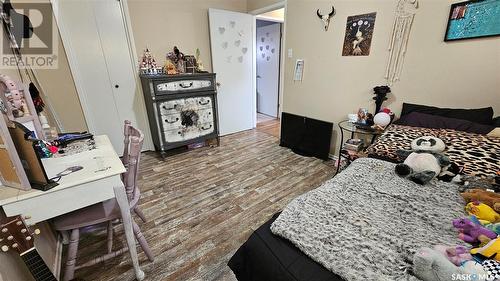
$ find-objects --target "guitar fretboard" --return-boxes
[20,248,57,281]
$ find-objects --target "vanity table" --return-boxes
[0,135,145,280]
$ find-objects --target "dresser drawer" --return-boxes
[163,122,215,143]
[159,97,214,116]
[160,108,214,132]
[154,78,215,95]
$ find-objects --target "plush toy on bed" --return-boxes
[465,202,500,224]
[413,247,486,281]
[395,136,451,185]
[452,217,497,245]
[462,189,500,213]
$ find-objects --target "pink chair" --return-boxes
[52,121,154,281]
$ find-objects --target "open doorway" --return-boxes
[255,8,284,137]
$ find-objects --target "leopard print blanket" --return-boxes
[366,124,500,180]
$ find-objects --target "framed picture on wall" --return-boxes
[444,0,500,41]
[342,12,377,56]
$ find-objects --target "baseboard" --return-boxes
[328,153,338,161]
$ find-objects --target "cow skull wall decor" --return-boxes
[317,6,336,31]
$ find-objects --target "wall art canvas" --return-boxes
[444,0,500,41]
[342,12,377,56]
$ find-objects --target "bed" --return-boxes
[229,104,499,281]
[366,123,500,180]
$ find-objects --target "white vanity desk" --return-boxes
[0,135,144,280]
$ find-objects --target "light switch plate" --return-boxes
[287,48,293,58]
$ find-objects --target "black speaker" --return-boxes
[280,112,333,160]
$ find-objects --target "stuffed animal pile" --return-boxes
[414,189,500,281]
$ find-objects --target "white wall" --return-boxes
[282,0,500,154]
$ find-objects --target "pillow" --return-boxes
[493,116,500,127]
[401,103,494,125]
[394,112,495,135]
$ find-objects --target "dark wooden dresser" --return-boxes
[139,73,219,153]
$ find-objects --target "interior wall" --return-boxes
[0,0,87,132]
[248,0,282,12]
[127,0,248,73]
[282,0,500,155]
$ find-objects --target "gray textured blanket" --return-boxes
[271,158,465,281]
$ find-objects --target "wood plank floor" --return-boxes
[73,127,335,281]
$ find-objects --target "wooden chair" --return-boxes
[52,121,154,281]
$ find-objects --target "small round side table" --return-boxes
[336,120,384,174]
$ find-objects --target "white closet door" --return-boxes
[53,0,151,153]
[256,23,280,118]
[209,9,255,136]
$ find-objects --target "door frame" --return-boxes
[50,0,153,151]
[249,1,286,123]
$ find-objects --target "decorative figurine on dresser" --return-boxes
[140,72,219,155]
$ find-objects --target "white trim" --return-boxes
[278,1,288,121]
[256,15,284,23]
[119,0,154,151]
[51,0,96,134]
[252,16,257,128]
[250,1,287,127]
[248,1,286,15]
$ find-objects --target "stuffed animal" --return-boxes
[469,215,500,236]
[465,202,500,224]
[462,189,500,213]
[413,247,486,281]
[438,162,463,183]
[471,237,500,261]
[395,136,451,185]
[452,217,497,244]
[434,245,473,266]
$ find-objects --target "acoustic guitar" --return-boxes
[0,215,57,281]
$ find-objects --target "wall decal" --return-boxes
[219,27,226,34]
[242,47,248,54]
[221,42,228,49]
[261,37,265,43]
[238,30,244,37]
[238,56,243,63]
[444,0,500,41]
[266,56,270,61]
[342,12,377,56]
[234,40,241,47]
[229,21,236,28]
[262,53,265,59]
[266,45,270,50]
[271,48,275,53]
[260,46,263,51]
[385,0,419,85]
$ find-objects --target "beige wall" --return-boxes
[247,0,282,12]
[282,0,500,154]
[1,0,87,132]
[127,0,248,73]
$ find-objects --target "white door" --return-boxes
[52,0,152,153]
[209,9,255,136]
[257,23,280,118]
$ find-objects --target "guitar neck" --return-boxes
[20,248,57,281]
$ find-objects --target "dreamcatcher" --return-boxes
[385,0,419,86]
